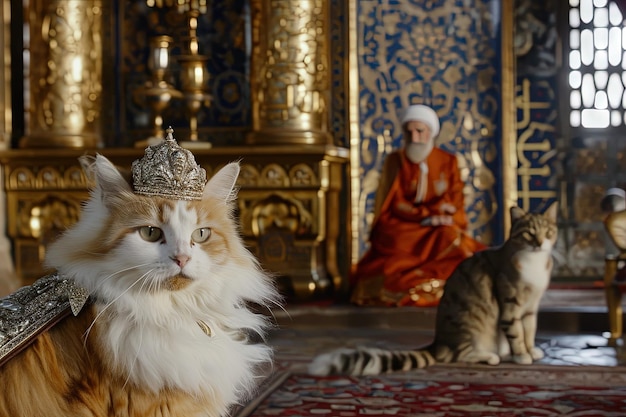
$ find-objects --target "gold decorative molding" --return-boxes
[0,0,9,148]
[21,0,104,148]
[8,165,89,191]
[347,0,360,265]
[514,77,558,212]
[18,196,82,240]
[0,146,349,299]
[249,194,313,237]
[238,162,320,187]
[247,0,332,145]
[501,0,518,237]
[0,0,17,296]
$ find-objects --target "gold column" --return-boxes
[0,0,18,296]
[501,1,518,236]
[20,0,103,148]
[247,0,332,145]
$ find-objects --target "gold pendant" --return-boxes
[196,320,212,337]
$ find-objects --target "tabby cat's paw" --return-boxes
[485,354,500,365]
[512,353,533,365]
[530,347,544,360]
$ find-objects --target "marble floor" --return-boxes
[266,287,626,372]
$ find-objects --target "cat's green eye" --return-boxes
[192,227,211,243]
[138,226,163,242]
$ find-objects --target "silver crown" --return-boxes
[132,127,207,200]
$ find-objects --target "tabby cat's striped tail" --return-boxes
[308,347,436,376]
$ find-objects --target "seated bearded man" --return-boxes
[350,104,487,307]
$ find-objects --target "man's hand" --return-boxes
[431,215,454,226]
[421,215,454,226]
[397,201,413,213]
[439,202,457,214]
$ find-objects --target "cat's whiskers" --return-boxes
[136,272,154,296]
[217,263,285,319]
[91,262,155,295]
[262,297,286,321]
[149,276,162,293]
[77,250,112,257]
[83,269,155,344]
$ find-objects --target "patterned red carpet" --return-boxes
[234,301,626,416]
[236,364,626,416]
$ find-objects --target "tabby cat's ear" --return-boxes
[510,206,526,222]
[544,201,558,222]
[203,162,240,202]
[82,154,133,197]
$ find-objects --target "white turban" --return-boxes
[399,104,440,140]
[606,188,626,199]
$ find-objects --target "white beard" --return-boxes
[405,141,434,164]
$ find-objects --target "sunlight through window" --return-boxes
[569,0,626,127]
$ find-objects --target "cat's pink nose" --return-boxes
[172,255,190,268]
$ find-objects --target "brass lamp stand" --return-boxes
[177,2,212,148]
[139,0,212,148]
[133,35,183,146]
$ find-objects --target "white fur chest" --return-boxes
[97,296,271,409]
[513,248,553,290]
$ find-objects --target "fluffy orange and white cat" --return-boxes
[0,154,279,417]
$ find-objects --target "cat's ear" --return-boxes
[203,162,240,202]
[510,206,526,222]
[544,201,559,222]
[81,154,133,197]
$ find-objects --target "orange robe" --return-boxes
[350,148,486,307]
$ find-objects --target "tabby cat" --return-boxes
[0,153,279,416]
[310,202,558,376]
